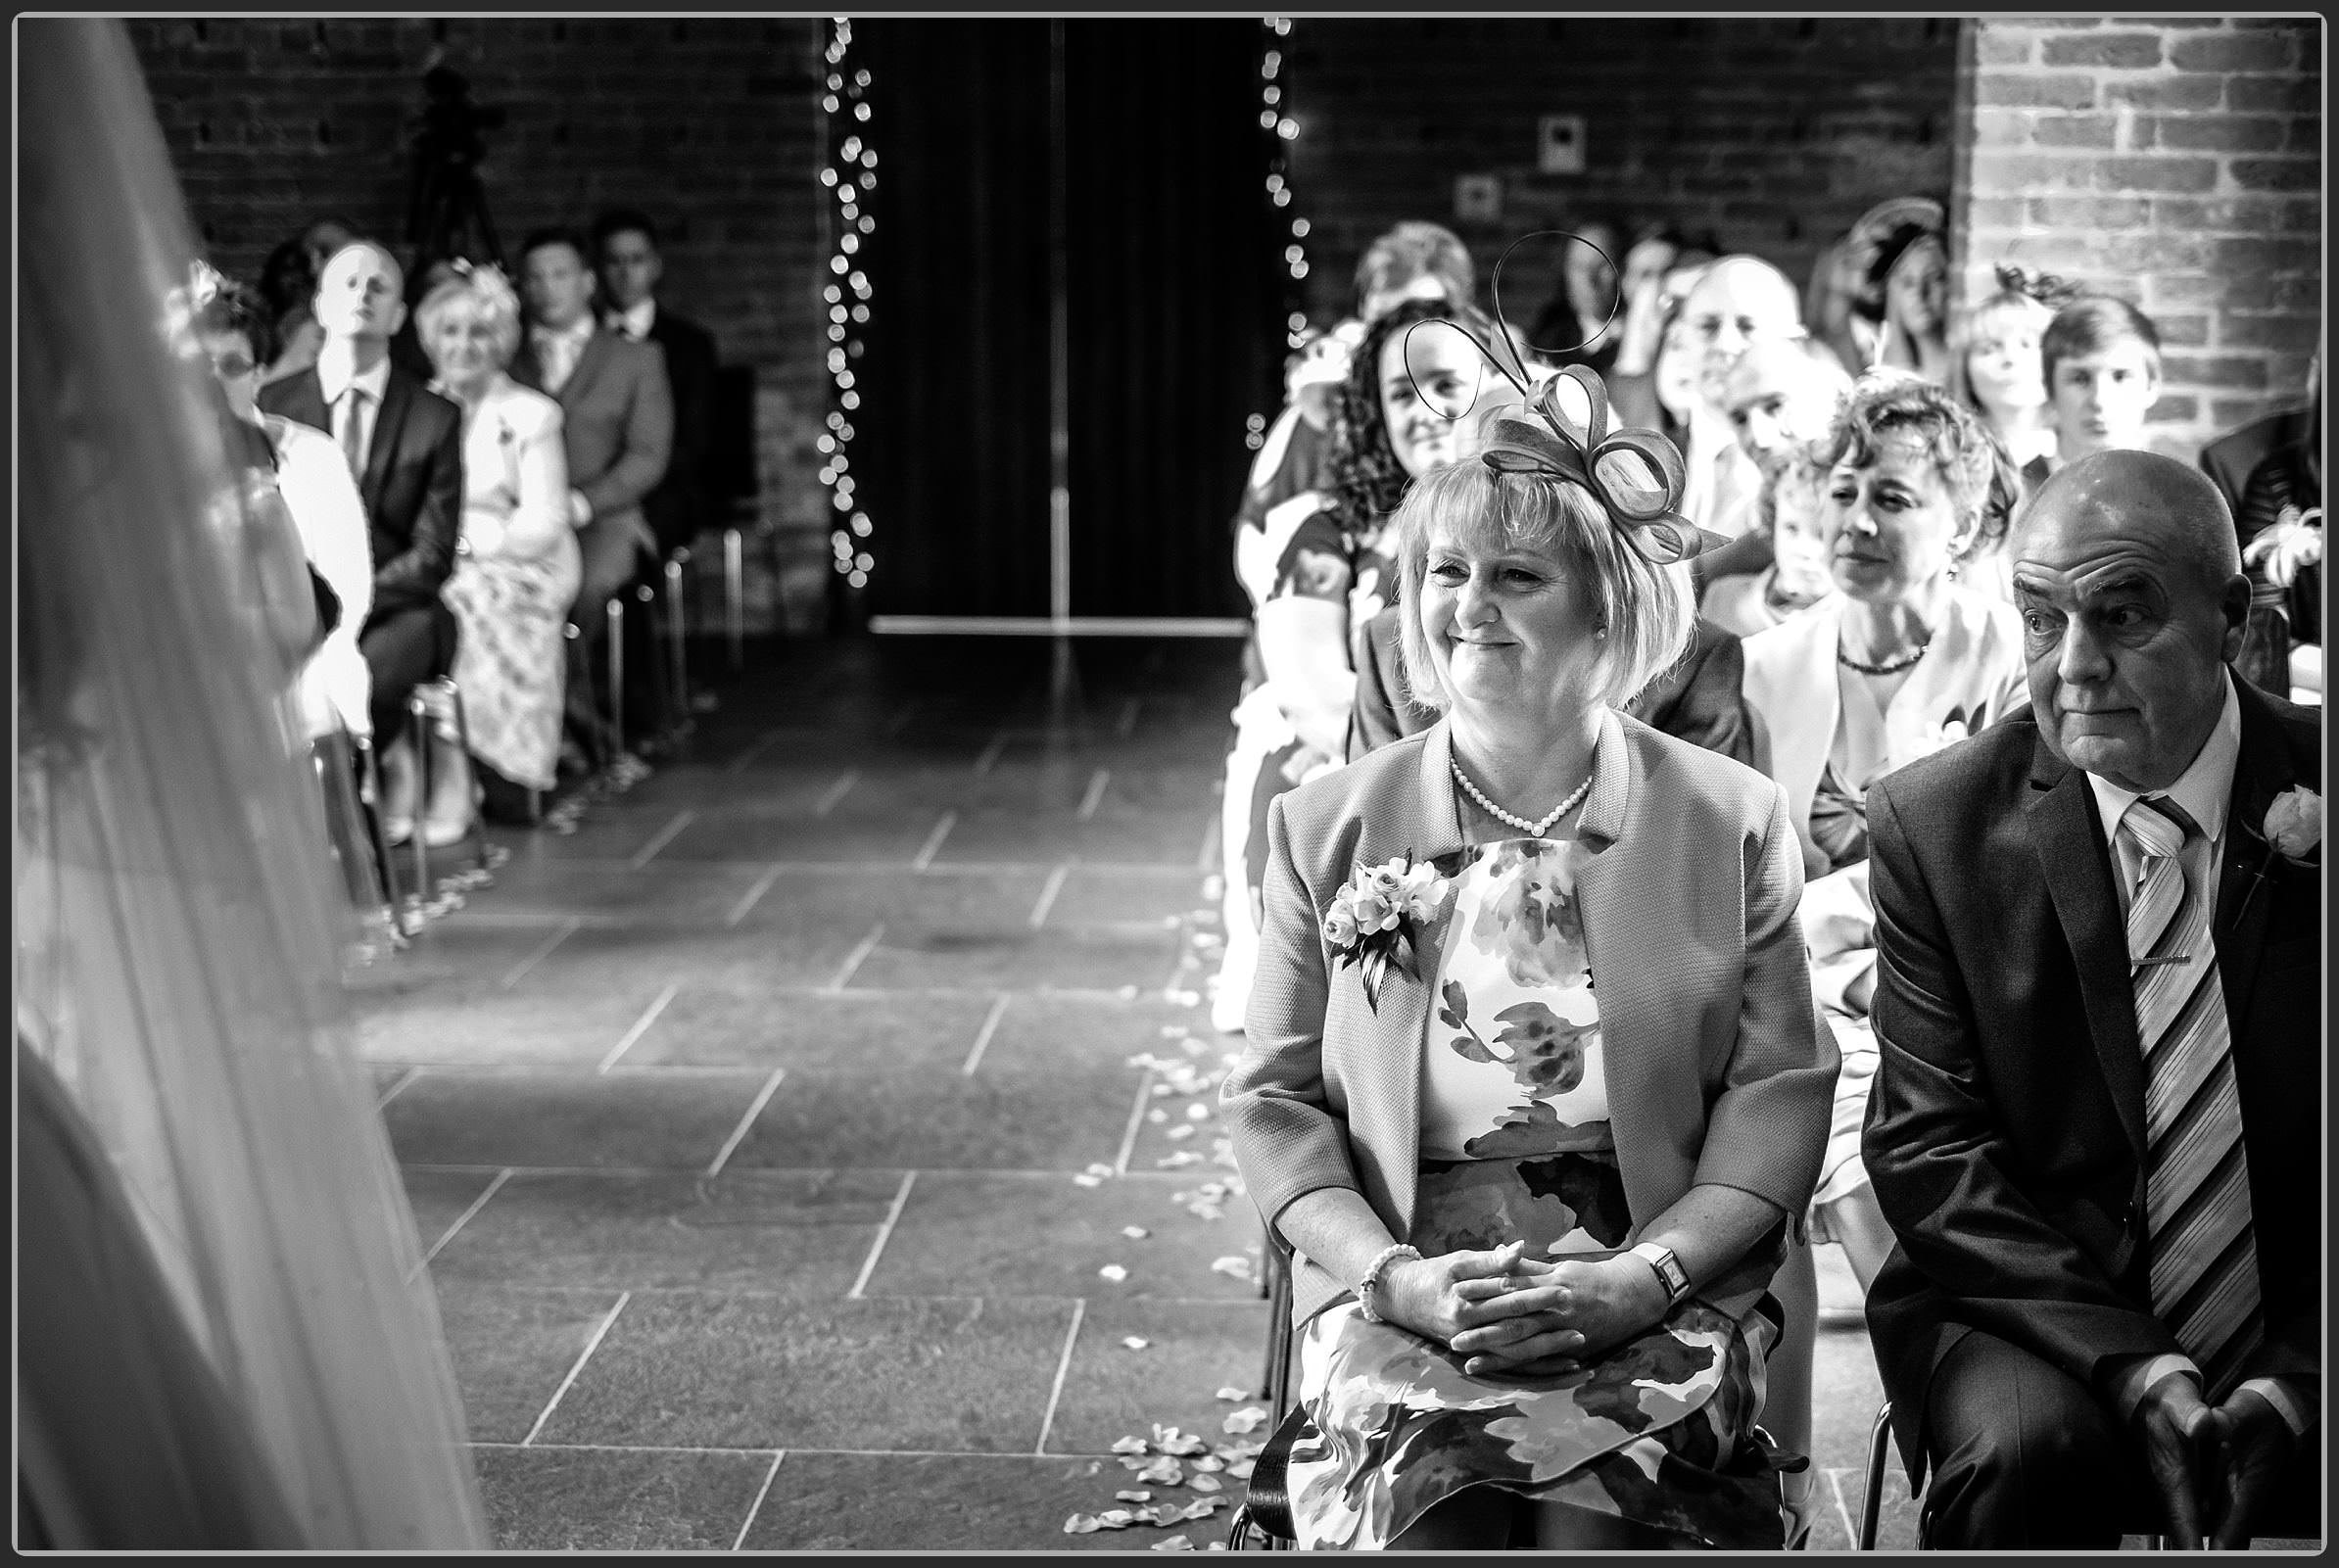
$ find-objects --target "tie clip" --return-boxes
[2131,953,2192,969]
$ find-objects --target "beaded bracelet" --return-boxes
[1357,1243,1421,1324]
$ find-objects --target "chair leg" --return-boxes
[437,678,492,874]
[1264,1250,1295,1429]
[406,690,434,908]
[665,549,690,725]
[352,736,409,937]
[605,595,626,761]
[724,524,744,670]
[1858,1400,1893,1550]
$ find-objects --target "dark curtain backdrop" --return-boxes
[857,21,1276,621]
[1065,21,1279,620]
[858,21,1053,620]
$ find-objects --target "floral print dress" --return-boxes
[1283,837,1789,1549]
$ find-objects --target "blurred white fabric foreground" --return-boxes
[15,17,487,1550]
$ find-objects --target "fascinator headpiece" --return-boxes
[1993,261,2081,311]
[1403,229,1708,565]
[451,257,519,317]
[161,258,230,346]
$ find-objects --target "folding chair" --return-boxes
[312,728,406,946]
[404,677,492,906]
[1858,1400,1892,1550]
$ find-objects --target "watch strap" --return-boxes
[1630,1241,1691,1305]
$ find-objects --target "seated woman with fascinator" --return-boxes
[1224,328,1838,1548]
[412,261,579,834]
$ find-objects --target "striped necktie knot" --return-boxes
[2124,794,2196,860]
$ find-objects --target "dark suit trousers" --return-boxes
[362,598,456,746]
[1920,1326,2319,1548]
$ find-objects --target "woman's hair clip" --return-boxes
[1401,228,1706,566]
[1993,261,2079,310]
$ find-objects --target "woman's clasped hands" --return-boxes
[1380,1240,1672,1379]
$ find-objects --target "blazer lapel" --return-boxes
[2212,676,2300,1037]
[1346,724,1469,1235]
[561,333,612,410]
[2026,737,2148,1162]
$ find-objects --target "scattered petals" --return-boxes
[1122,1336,1151,1350]
[1226,1457,1256,1480]
[1165,1123,1196,1142]
[1112,1436,1150,1454]
[1153,1535,1194,1551]
[1137,1457,1185,1486]
[1188,1473,1223,1494]
[1147,1108,1170,1123]
[1215,1386,1248,1402]
[1073,1173,1104,1187]
[1211,1256,1256,1280]
[1065,1514,1103,1535]
[1191,1454,1225,1472]
[1099,1508,1135,1528]
[1157,1151,1204,1168]
[1098,1264,1129,1282]
[1181,1497,1226,1520]
[1185,1102,1212,1120]
[1222,1406,1267,1434]
[1085,1162,1116,1176]
[1122,1225,1150,1239]
[1116,1490,1152,1503]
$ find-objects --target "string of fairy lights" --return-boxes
[1249,16,1310,452]
[821,17,874,591]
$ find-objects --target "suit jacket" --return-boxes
[1742,587,2029,879]
[1861,677,2321,1484]
[611,306,718,557]
[1224,709,1839,1331]
[510,327,674,549]
[1346,604,1755,768]
[2201,406,2315,520]
[257,363,463,622]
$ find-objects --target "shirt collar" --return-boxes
[614,298,656,340]
[532,314,596,347]
[2084,676,2242,846]
[316,348,391,405]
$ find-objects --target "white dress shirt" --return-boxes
[530,315,596,396]
[610,298,657,343]
[2085,679,2311,1437]
[263,415,374,740]
[315,352,391,481]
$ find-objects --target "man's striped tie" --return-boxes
[2122,794,2262,1400]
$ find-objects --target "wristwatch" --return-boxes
[1630,1242,1692,1307]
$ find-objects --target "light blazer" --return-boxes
[510,328,673,545]
[1861,676,2321,1486]
[1223,708,1840,1330]
[1742,585,2028,878]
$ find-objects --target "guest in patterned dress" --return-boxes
[1740,373,2029,1293]
[413,263,579,832]
[1224,365,1838,1549]
[1212,296,1519,1035]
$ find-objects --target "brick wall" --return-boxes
[1955,17,2321,459]
[124,18,833,635]
[1279,18,1961,329]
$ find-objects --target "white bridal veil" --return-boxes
[16,18,488,1548]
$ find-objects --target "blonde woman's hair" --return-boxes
[413,269,523,372]
[1390,459,1693,717]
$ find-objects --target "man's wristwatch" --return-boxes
[1630,1242,1692,1307]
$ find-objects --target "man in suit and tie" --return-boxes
[258,239,463,751]
[1862,449,2319,1548]
[594,208,719,741]
[512,226,673,768]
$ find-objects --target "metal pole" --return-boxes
[725,523,745,669]
[1047,19,1071,634]
[606,595,626,761]
[666,548,690,722]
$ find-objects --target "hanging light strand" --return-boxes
[823,18,875,590]
[1249,16,1307,451]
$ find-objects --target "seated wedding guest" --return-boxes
[414,262,578,837]
[1870,227,1950,385]
[1863,450,2320,1549]
[1803,232,1866,380]
[1224,369,1836,1549]
[191,271,373,751]
[2029,293,2163,492]
[2209,356,2321,702]
[1741,373,2028,1291]
[512,226,672,773]
[1692,338,1857,596]
[1526,217,1625,376]
[1216,297,1504,1035]
[256,239,323,388]
[1677,256,1807,539]
[258,239,463,842]
[1947,265,2062,477]
[1833,198,1947,378]
[596,208,721,743]
[1236,221,1476,548]
[1700,449,1834,638]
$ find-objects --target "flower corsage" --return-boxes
[2233,785,2320,927]
[1322,851,1451,1012]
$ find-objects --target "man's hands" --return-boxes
[2134,1374,2297,1548]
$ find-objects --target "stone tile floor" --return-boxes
[353,635,1925,1551]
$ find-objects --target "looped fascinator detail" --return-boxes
[450,257,519,317]
[1401,229,1708,566]
[1992,261,2080,311]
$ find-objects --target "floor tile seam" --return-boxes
[628,809,697,870]
[519,1289,632,1447]
[733,1451,788,1551]
[1032,1298,1087,1455]
[845,1170,918,1298]
[705,1068,789,1177]
[415,1166,512,1272]
[597,981,682,1072]
[1824,1466,1860,1546]
[495,916,586,988]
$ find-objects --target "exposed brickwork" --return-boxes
[1953,17,2321,457]
[1276,18,1961,327]
[125,18,833,634]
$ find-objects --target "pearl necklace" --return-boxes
[1837,639,1931,677]
[1451,756,1593,837]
